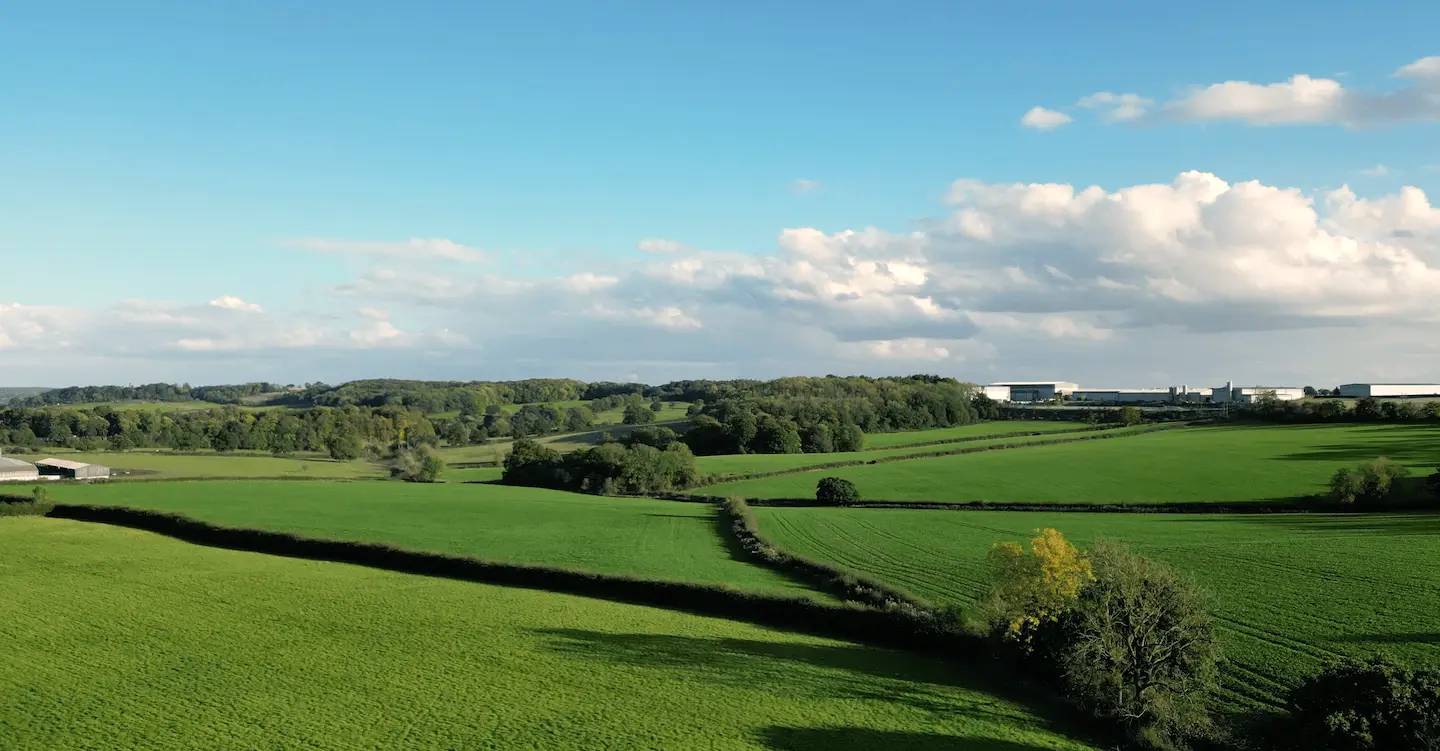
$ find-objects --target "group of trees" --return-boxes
[501,438,698,495]
[1248,396,1440,423]
[15,382,293,407]
[976,530,1220,749]
[1328,457,1440,508]
[0,404,437,460]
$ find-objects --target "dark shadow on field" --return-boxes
[1269,424,1440,465]
[529,628,1066,731]
[759,727,1057,751]
[1332,633,1440,644]
[1163,512,1440,535]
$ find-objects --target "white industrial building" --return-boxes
[1211,383,1305,404]
[988,381,1079,403]
[1338,383,1440,398]
[0,453,40,483]
[1071,388,1173,404]
[979,385,1014,402]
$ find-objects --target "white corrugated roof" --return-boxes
[36,458,92,470]
[0,456,36,471]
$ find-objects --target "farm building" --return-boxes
[989,381,1079,402]
[36,458,110,480]
[1211,383,1305,404]
[1337,383,1440,398]
[0,453,40,482]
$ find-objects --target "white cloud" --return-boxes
[1049,55,1440,127]
[1360,164,1390,177]
[11,171,1440,386]
[283,237,488,262]
[209,296,263,312]
[1020,106,1073,130]
[790,178,821,194]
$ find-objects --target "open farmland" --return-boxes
[705,423,1440,505]
[0,518,1101,751]
[46,480,812,596]
[694,425,1144,480]
[861,420,1088,449]
[27,451,381,480]
[433,419,693,464]
[754,505,1440,710]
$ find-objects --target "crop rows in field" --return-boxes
[0,517,1100,750]
[46,480,812,597]
[755,506,1440,709]
[706,423,1440,505]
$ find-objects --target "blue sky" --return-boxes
[2,2,1439,387]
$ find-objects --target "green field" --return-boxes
[694,426,1142,480]
[705,423,1440,505]
[433,419,693,464]
[755,506,1440,709]
[28,451,382,480]
[46,480,811,596]
[862,421,1087,449]
[0,518,1100,751]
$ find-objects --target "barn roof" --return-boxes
[36,458,92,470]
[0,456,37,471]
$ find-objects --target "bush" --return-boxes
[1279,656,1440,750]
[1330,457,1411,505]
[815,477,859,506]
[0,486,54,517]
[390,445,446,482]
[1062,541,1219,749]
[622,404,655,425]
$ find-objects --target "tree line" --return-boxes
[502,436,698,495]
[15,382,294,407]
[1245,395,1440,423]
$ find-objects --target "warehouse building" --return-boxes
[0,453,40,482]
[1071,388,1173,404]
[36,458,110,480]
[1337,383,1440,398]
[988,381,1079,402]
[978,385,1013,402]
[1211,382,1305,404]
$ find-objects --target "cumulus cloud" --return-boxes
[1020,106,1073,130]
[10,171,1440,385]
[1044,55,1440,127]
[790,178,821,194]
[283,237,488,262]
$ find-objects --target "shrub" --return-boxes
[1330,457,1411,505]
[1062,541,1219,749]
[1279,657,1440,750]
[0,486,54,517]
[622,404,655,425]
[1118,406,1144,426]
[390,445,446,483]
[815,477,859,506]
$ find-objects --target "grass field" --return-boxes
[755,506,1440,710]
[705,423,1440,505]
[862,421,1088,449]
[0,518,1101,751]
[433,419,694,464]
[46,480,812,596]
[25,451,382,480]
[694,426,1143,480]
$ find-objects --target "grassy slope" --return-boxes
[694,426,1140,479]
[28,451,381,480]
[46,480,811,597]
[433,419,693,464]
[756,506,1440,709]
[0,518,1100,751]
[862,421,1086,449]
[706,424,1440,504]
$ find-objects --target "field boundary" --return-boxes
[715,496,936,611]
[692,421,1194,487]
[859,423,1105,451]
[45,503,966,651]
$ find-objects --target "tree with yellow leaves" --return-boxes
[975,528,1093,650]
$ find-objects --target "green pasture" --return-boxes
[862,421,1086,449]
[0,518,1100,751]
[45,480,809,596]
[444,465,504,483]
[705,423,1440,504]
[756,506,1440,710]
[30,451,381,480]
[694,426,1142,480]
[433,419,693,464]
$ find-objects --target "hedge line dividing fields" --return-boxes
[1,516,1104,751]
